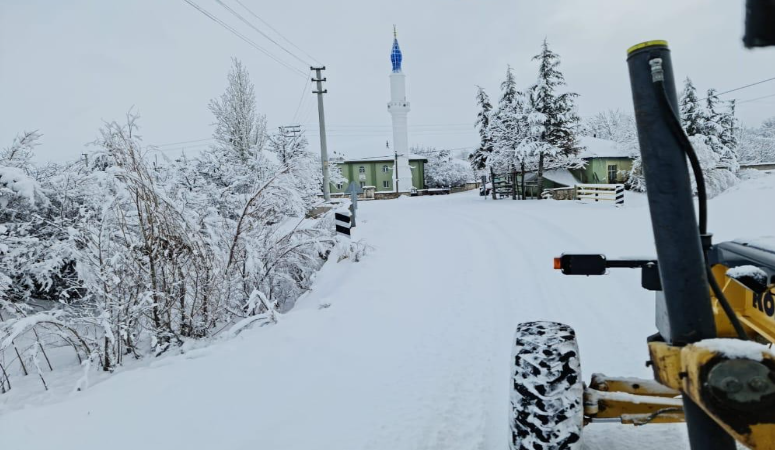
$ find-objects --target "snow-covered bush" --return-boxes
[0,59,337,390]
[413,147,472,188]
[738,117,775,164]
[688,135,738,198]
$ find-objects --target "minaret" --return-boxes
[387,26,414,192]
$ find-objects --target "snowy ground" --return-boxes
[2,173,774,450]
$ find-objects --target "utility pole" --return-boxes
[312,67,331,201]
[278,125,302,164]
[280,125,301,140]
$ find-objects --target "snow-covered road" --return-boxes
[3,174,774,450]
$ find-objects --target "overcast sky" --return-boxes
[1,0,774,163]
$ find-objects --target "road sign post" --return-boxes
[344,182,363,227]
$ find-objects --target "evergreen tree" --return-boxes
[679,78,704,137]
[719,100,739,168]
[209,58,267,163]
[471,86,493,170]
[488,67,532,197]
[530,39,581,197]
[703,88,726,156]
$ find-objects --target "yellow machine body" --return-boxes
[583,266,775,449]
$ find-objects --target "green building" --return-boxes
[570,136,634,184]
[330,155,428,194]
[516,137,634,193]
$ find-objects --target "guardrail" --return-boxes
[576,184,624,205]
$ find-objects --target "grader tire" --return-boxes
[510,321,583,450]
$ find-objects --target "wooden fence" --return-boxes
[575,184,625,205]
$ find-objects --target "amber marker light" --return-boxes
[553,257,562,270]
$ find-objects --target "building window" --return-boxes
[336,182,343,190]
[607,164,618,184]
[382,165,390,173]
[383,180,390,188]
[359,181,365,188]
[359,166,366,174]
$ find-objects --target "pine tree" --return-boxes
[209,58,267,162]
[488,67,532,197]
[499,65,518,109]
[471,86,493,170]
[679,78,704,137]
[719,100,739,168]
[703,88,726,156]
[530,39,581,197]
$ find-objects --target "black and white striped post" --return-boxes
[615,185,625,205]
[335,210,352,238]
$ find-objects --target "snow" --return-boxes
[0,165,40,206]
[577,136,634,159]
[587,390,683,407]
[695,339,775,362]
[734,236,775,255]
[726,265,768,283]
[1,173,774,450]
[525,168,580,186]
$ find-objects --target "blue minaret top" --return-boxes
[390,26,403,73]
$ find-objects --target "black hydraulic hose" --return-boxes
[707,266,749,340]
[652,78,708,235]
[651,65,747,340]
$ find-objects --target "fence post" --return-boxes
[490,167,497,200]
[615,184,625,205]
[511,167,517,200]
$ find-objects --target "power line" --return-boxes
[291,77,311,124]
[233,0,322,66]
[181,0,307,78]
[701,76,775,100]
[156,137,215,147]
[302,123,474,128]
[214,0,312,68]
[737,93,775,104]
[149,142,214,153]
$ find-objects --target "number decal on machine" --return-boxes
[753,289,775,318]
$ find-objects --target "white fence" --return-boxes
[575,184,624,205]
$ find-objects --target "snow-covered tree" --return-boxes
[679,78,704,137]
[0,130,40,172]
[738,117,775,163]
[584,110,636,144]
[209,58,268,163]
[529,39,582,196]
[703,89,726,155]
[471,86,494,170]
[413,147,473,188]
[718,99,739,170]
[488,67,529,174]
[0,58,341,388]
[687,135,738,197]
[677,82,740,194]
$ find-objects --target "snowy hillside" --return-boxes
[2,173,774,450]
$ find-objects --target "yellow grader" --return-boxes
[508,2,775,449]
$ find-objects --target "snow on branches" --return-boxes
[413,146,473,188]
[0,58,337,393]
[475,41,583,196]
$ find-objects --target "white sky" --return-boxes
[1,0,774,163]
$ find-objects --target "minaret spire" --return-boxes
[387,27,412,192]
[390,26,403,73]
